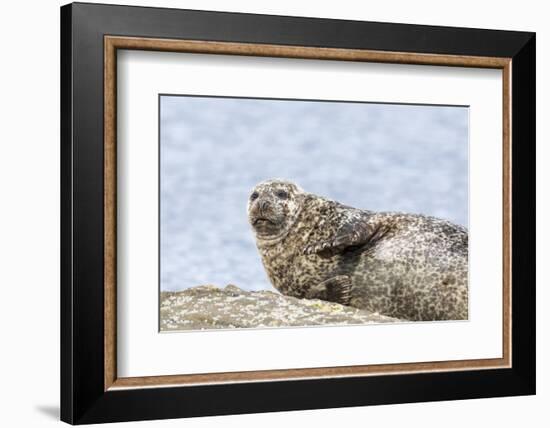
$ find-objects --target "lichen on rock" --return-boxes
[160,284,399,331]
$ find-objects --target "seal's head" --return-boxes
[247,179,304,241]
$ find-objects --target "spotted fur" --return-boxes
[247,179,468,321]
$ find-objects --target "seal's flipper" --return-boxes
[304,212,389,255]
[305,275,352,305]
[323,275,352,305]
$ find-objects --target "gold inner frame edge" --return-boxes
[104,36,512,391]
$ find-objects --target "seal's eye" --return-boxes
[250,191,259,201]
[276,190,289,199]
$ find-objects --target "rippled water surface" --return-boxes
[160,96,468,292]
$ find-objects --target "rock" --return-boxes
[160,284,400,331]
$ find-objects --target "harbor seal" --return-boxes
[247,179,468,321]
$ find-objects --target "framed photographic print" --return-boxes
[60,2,536,424]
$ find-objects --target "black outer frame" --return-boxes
[60,2,535,424]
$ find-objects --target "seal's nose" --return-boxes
[259,199,270,213]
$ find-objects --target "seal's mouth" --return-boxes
[250,216,283,238]
[253,217,276,226]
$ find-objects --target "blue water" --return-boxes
[160,96,468,292]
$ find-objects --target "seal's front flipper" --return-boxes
[324,275,352,305]
[303,211,390,256]
[303,241,333,255]
[305,275,352,306]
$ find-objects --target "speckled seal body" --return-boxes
[247,179,468,321]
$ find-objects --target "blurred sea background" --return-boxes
[160,96,468,292]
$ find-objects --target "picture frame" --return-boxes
[60,2,535,424]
